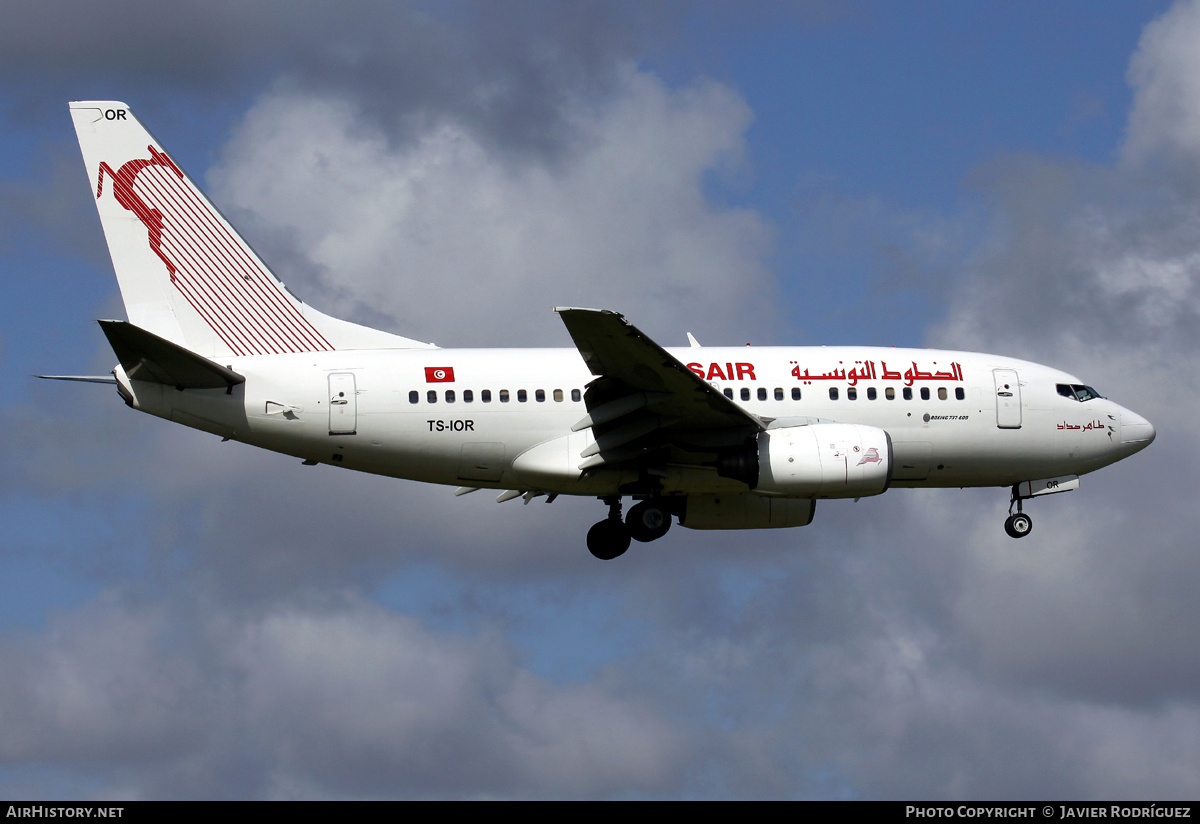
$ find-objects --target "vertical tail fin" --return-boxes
[70,101,432,357]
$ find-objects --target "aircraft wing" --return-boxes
[556,308,763,471]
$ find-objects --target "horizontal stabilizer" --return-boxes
[35,374,118,384]
[98,320,245,390]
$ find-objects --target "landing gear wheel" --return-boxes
[626,501,671,543]
[587,519,631,560]
[1004,512,1033,539]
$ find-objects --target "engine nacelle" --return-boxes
[756,423,892,498]
[680,494,816,530]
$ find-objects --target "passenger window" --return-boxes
[757,387,767,401]
[903,387,913,401]
[847,387,857,401]
[791,388,801,400]
[445,390,455,403]
[867,387,877,400]
[553,389,563,402]
[938,387,947,401]
[499,390,510,403]
[829,387,838,400]
[920,387,930,401]
[885,387,895,400]
[955,387,965,401]
[774,387,784,401]
[724,389,733,399]
[741,388,750,401]
[535,389,545,402]
[427,390,437,403]
[518,389,528,402]
[409,390,419,404]
[482,389,492,403]
[571,389,581,402]
[463,389,473,403]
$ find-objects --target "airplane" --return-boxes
[44,101,1156,560]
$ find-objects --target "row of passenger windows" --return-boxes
[410,388,583,404]
[410,385,967,404]
[721,386,966,401]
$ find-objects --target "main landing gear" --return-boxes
[1004,485,1033,539]
[586,497,673,559]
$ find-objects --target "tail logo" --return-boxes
[96,147,183,278]
[92,145,334,356]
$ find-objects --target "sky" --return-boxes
[0,0,1196,800]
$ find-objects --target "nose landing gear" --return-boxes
[1004,485,1033,538]
[1004,511,1033,538]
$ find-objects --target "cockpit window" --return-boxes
[1057,383,1103,402]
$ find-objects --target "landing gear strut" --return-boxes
[587,497,631,560]
[1004,485,1033,539]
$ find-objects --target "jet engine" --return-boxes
[718,423,893,498]
[757,422,892,497]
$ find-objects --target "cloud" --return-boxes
[209,68,776,348]
[1124,0,1200,169]
[0,1,647,158]
[0,594,684,799]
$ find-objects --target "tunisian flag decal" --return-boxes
[425,367,455,383]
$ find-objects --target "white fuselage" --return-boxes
[115,344,1153,497]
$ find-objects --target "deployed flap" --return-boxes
[556,308,763,433]
[99,319,245,390]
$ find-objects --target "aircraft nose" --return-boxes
[1120,408,1156,446]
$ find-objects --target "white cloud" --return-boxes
[210,67,776,348]
[0,595,683,799]
[1125,0,1200,168]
